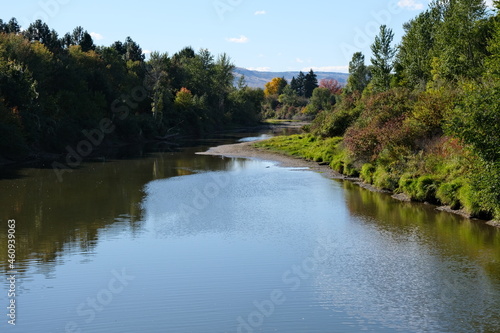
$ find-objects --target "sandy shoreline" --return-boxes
[198,140,349,180]
[198,140,386,195]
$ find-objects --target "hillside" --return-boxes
[234,67,349,89]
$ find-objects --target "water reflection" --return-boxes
[0,147,253,277]
[0,129,500,332]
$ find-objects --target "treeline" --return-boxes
[261,69,343,119]
[0,18,264,160]
[270,0,500,221]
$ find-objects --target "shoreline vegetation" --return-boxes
[0,18,267,167]
[254,1,500,226]
[199,136,500,228]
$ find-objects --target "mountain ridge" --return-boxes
[233,67,349,89]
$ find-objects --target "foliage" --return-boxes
[370,25,396,93]
[256,0,500,221]
[345,52,370,94]
[0,17,265,160]
[264,77,287,96]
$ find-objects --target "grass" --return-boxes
[255,134,342,162]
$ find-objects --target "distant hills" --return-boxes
[233,67,349,89]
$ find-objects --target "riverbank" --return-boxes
[0,122,301,169]
[200,139,500,227]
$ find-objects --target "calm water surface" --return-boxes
[1,131,500,333]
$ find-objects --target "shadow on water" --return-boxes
[0,128,277,277]
[341,180,500,277]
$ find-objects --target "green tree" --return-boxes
[370,25,396,93]
[345,52,370,93]
[146,52,172,122]
[304,69,318,98]
[124,36,145,62]
[304,87,334,115]
[292,71,306,96]
[398,10,439,89]
[486,0,500,77]
[430,0,489,81]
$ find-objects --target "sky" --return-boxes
[1,0,495,73]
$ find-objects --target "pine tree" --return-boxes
[304,69,318,98]
[370,25,396,93]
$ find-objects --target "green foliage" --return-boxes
[303,87,334,116]
[345,52,370,94]
[370,25,396,93]
[372,165,398,191]
[360,163,376,184]
[0,17,265,159]
[436,178,464,209]
[304,69,318,98]
[259,0,500,221]
[448,80,500,162]
[398,174,440,202]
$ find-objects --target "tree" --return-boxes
[345,52,370,94]
[264,77,288,96]
[430,0,489,81]
[304,87,334,115]
[319,79,342,95]
[62,26,95,51]
[370,25,396,93]
[487,0,500,77]
[398,10,439,89]
[124,37,144,62]
[2,18,21,34]
[146,52,172,121]
[292,71,306,96]
[304,69,318,98]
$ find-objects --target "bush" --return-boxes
[436,178,464,209]
[360,163,376,184]
[373,165,398,190]
[458,183,483,217]
[398,174,440,202]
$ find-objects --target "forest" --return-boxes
[0,18,264,161]
[259,0,500,221]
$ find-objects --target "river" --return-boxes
[1,129,500,333]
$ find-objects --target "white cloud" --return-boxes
[296,58,304,63]
[397,0,424,10]
[142,50,152,55]
[247,67,271,72]
[90,32,104,41]
[254,10,266,15]
[485,0,494,8]
[303,66,349,73]
[226,35,249,43]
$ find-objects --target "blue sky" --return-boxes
[1,0,494,73]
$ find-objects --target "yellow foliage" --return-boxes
[264,77,287,96]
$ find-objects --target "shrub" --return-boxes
[436,178,464,209]
[458,183,483,217]
[360,163,376,184]
[373,165,398,190]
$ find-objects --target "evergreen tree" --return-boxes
[124,36,145,62]
[346,52,370,93]
[304,69,318,98]
[370,25,396,93]
[293,71,306,96]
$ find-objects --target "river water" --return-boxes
[1,130,500,333]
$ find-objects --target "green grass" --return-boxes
[255,134,343,162]
[262,119,303,124]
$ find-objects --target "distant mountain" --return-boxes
[233,67,349,89]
